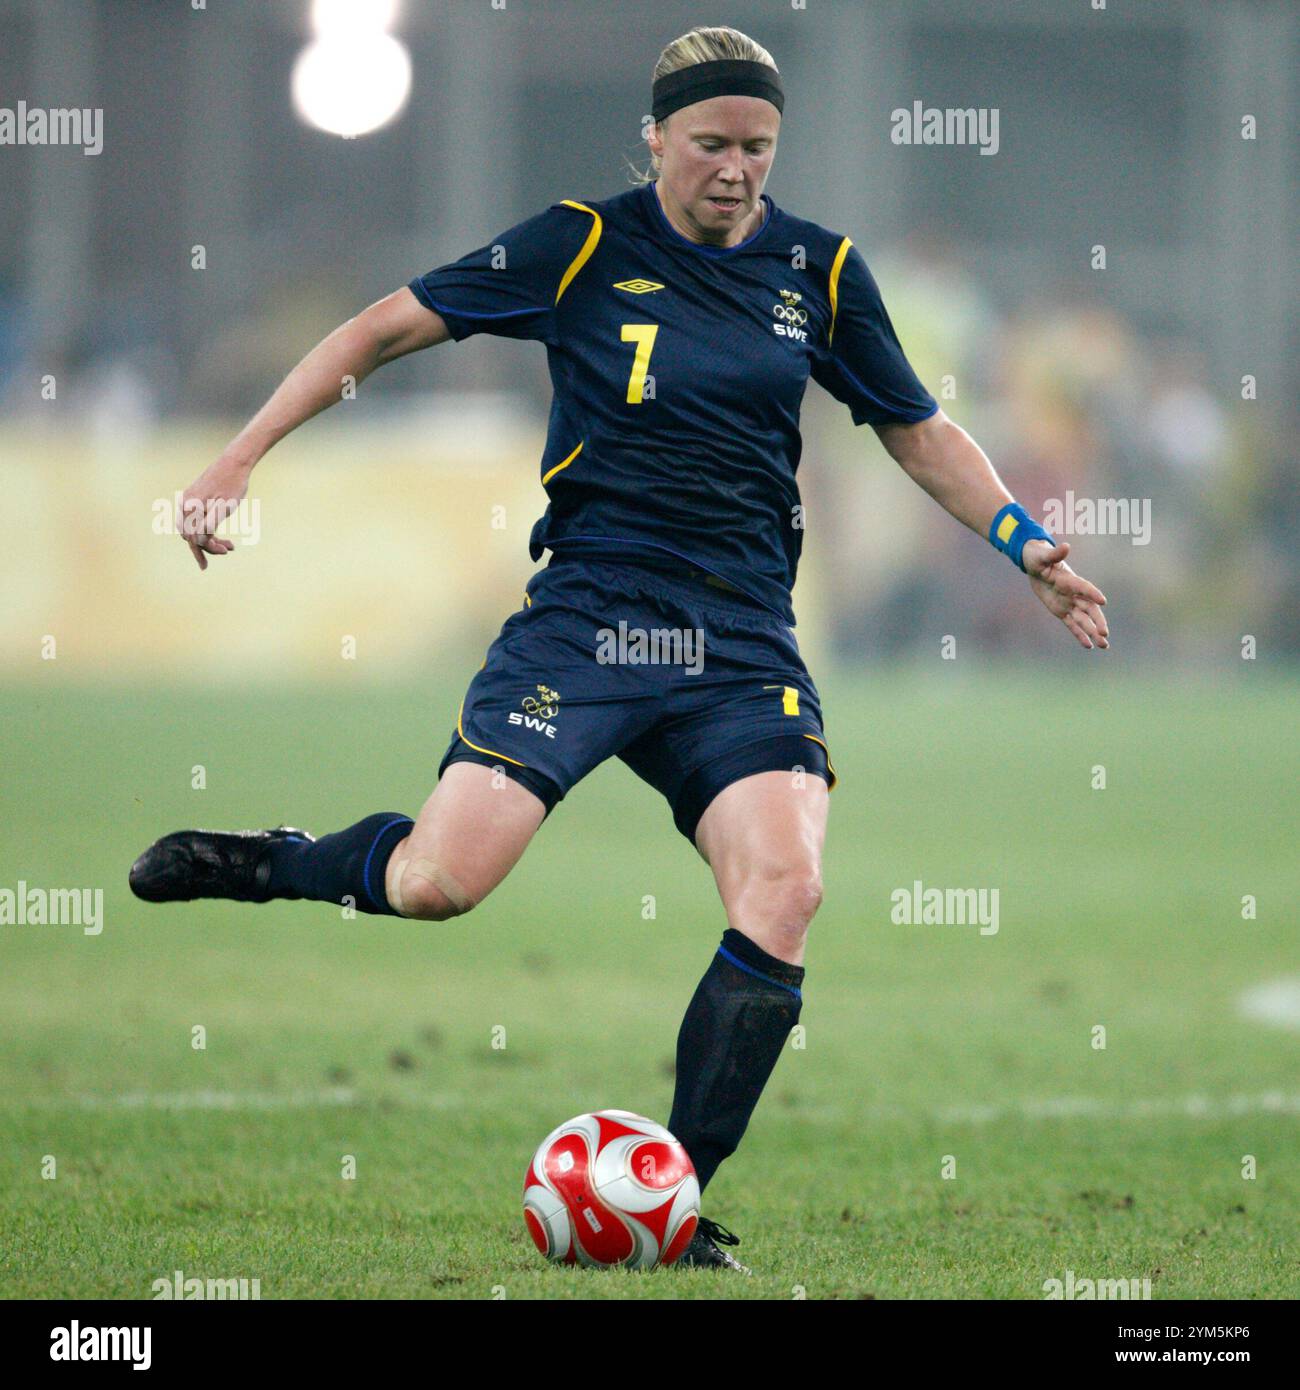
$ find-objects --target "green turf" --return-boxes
[1,669,1296,1298]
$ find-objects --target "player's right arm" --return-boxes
[179,288,450,570]
[182,200,590,570]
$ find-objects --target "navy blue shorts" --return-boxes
[439,556,836,842]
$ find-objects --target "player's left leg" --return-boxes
[668,767,827,1179]
[663,768,829,1271]
[603,564,835,1267]
[694,767,829,966]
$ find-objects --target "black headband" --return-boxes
[651,59,785,123]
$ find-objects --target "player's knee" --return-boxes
[772,867,823,939]
[769,855,823,913]
[736,858,823,942]
[395,875,470,922]
[796,868,825,924]
[737,873,821,966]
[386,851,477,922]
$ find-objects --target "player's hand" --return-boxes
[176,455,252,571]
[1022,540,1109,650]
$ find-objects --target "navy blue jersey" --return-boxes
[409,180,936,623]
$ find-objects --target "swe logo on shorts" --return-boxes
[508,685,561,739]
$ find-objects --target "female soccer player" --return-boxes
[131,26,1107,1271]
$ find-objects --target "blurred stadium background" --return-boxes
[1,0,1296,676]
[1,0,1297,1299]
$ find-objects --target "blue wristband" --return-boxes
[989,502,1055,572]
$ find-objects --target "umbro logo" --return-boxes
[613,278,664,294]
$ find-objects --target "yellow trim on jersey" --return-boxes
[828,236,853,346]
[541,439,584,486]
[556,201,603,304]
[457,700,526,768]
[803,734,838,789]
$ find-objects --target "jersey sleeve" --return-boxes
[810,240,938,427]
[407,202,594,345]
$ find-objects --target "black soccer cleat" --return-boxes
[128,827,314,904]
[676,1217,751,1274]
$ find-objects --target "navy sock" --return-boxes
[668,927,804,1192]
[263,812,413,916]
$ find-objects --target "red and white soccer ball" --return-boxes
[523,1109,700,1269]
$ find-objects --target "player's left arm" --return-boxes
[875,408,1109,651]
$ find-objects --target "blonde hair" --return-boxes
[627,26,779,185]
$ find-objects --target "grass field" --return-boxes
[1,668,1296,1299]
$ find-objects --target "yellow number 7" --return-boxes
[620,324,659,404]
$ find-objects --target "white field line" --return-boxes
[929,1091,1300,1125]
[76,1087,358,1111]
[18,1087,456,1113]
[12,1088,1299,1125]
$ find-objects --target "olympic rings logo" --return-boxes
[772,304,808,326]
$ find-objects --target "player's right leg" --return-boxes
[383,763,545,919]
[127,765,547,919]
[129,560,649,918]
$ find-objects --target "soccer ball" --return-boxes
[523,1109,700,1268]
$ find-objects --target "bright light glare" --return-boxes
[311,0,400,35]
[292,35,412,138]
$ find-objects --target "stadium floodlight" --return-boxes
[292,0,411,138]
[291,33,411,138]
